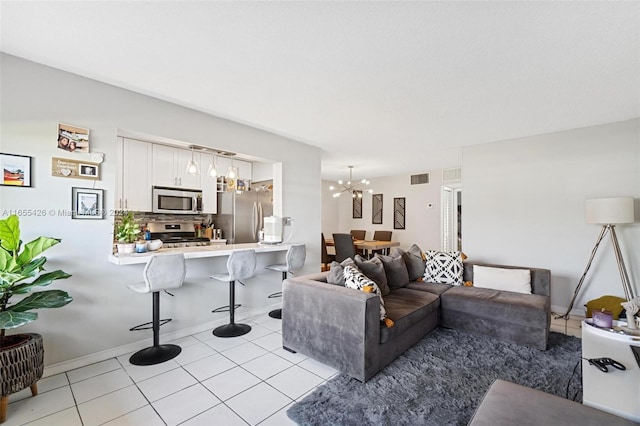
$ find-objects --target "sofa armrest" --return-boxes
[282,275,381,382]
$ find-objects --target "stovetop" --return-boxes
[147,222,212,248]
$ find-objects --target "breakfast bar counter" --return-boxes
[109,242,292,265]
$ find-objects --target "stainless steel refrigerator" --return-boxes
[215,180,273,243]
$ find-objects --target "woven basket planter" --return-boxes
[1,333,44,398]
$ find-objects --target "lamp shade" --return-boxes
[585,197,635,224]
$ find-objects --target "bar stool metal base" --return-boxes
[129,344,182,366]
[268,309,282,319]
[213,323,251,337]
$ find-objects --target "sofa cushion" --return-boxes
[473,265,532,294]
[327,258,355,286]
[424,250,464,285]
[405,281,452,296]
[440,286,548,327]
[354,255,390,296]
[375,253,410,290]
[343,264,388,322]
[380,288,440,344]
[392,244,426,282]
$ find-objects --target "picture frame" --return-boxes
[58,123,90,153]
[78,163,98,178]
[394,197,406,230]
[1,153,32,187]
[71,187,104,219]
[352,190,363,218]
[372,194,383,224]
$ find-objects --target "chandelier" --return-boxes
[330,166,372,198]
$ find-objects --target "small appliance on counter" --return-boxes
[262,216,283,244]
[148,221,213,248]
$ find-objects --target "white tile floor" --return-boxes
[5,314,339,426]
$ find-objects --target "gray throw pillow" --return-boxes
[354,255,390,295]
[327,258,354,286]
[375,253,410,289]
[404,244,427,282]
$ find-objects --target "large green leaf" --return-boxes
[18,256,47,277]
[10,270,72,294]
[0,311,37,329]
[17,237,60,266]
[0,215,20,252]
[0,271,24,286]
[9,290,73,312]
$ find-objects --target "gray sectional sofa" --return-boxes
[282,260,551,382]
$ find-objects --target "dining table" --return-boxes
[325,238,400,258]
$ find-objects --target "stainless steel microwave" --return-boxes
[152,186,202,214]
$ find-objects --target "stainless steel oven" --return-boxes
[152,186,202,214]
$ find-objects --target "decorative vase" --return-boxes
[0,333,44,423]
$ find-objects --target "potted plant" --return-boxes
[0,214,72,423]
[115,211,140,254]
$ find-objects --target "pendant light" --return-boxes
[330,166,372,197]
[226,159,238,179]
[207,154,218,178]
[186,146,200,175]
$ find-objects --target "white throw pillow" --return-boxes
[473,265,532,294]
[423,250,463,285]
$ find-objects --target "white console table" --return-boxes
[582,319,640,422]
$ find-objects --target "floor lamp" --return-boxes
[557,197,636,320]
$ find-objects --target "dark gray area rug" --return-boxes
[287,327,582,426]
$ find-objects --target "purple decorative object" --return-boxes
[592,309,613,328]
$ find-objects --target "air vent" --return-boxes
[410,173,430,185]
[442,168,462,182]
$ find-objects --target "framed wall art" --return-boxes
[58,123,90,153]
[372,194,383,224]
[1,153,32,187]
[352,190,363,218]
[394,197,406,229]
[71,187,104,219]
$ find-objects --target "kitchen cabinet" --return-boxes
[200,152,217,214]
[152,145,201,189]
[116,137,153,211]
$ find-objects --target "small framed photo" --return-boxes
[72,187,104,219]
[1,153,32,187]
[78,163,98,178]
[58,123,90,153]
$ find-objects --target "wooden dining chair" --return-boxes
[333,233,357,262]
[372,230,393,255]
[321,233,336,271]
[350,230,366,240]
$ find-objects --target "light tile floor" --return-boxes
[6,313,584,426]
[5,314,338,426]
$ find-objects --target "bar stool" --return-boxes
[265,244,306,319]
[128,253,186,366]
[210,249,256,337]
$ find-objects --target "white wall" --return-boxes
[322,171,448,251]
[0,54,321,368]
[463,119,640,315]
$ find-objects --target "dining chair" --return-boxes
[333,233,357,262]
[321,233,336,271]
[372,230,393,255]
[350,230,366,240]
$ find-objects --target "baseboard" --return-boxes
[43,304,277,378]
[550,304,585,319]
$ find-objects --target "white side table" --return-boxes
[582,319,640,422]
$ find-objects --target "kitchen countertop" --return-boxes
[109,242,292,265]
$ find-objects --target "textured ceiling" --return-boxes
[1,1,639,180]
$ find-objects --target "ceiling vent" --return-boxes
[442,168,462,182]
[410,173,430,185]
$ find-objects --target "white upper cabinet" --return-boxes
[152,145,201,189]
[117,137,153,212]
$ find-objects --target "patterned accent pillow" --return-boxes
[343,264,388,322]
[423,250,463,285]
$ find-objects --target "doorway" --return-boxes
[441,185,462,251]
